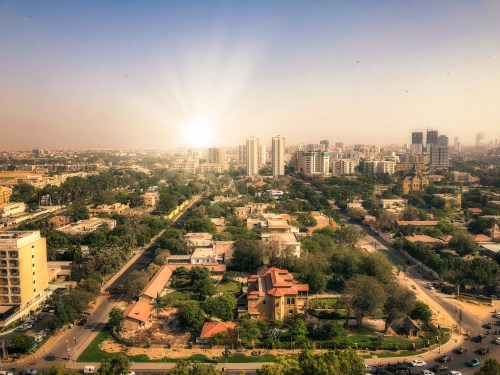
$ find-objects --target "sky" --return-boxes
[1,1,500,149]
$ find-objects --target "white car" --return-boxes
[411,359,427,367]
[494,337,500,345]
[364,364,371,371]
[427,285,435,290]
[420,370,434,375]
[449,371,462,375]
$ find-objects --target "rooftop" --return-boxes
[124,301,154,323]
[200,322,236,339]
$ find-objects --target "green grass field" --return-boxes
[216,281,240,294]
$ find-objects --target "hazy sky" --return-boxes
[1,1,500,149]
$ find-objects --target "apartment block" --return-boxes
[272,136,285,178]
[295,150,330,177]
[57,218,116,235]
[332,159,358,176]
[0,231,48,313]
[207,147,227,171]
[363,160,396,175]
[0,202,26,219]
[246,137,260,176]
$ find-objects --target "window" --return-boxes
[286,297,291,304]
[262,301,266,305]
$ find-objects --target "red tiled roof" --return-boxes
[474,234,492,243]
[200,322,236,339]
[124,301,154,323]
[268,287,298,296]
[404,235,443,244]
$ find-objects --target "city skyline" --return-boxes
[1,1,500,149]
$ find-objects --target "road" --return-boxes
[8,196,202,373]
[354,220,500,375]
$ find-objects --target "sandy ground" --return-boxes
[100,339,303,359]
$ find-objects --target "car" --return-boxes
[493,330,500,335]
[474,334,487,343]
[455,346,468,354]
[438,355,453,363]
[427,284,436,290]
[420,371,435,375]
[478,347,489,355]
[485,322,493,329]
[494,337,500,344]
[494,312,500,318]
[430,365,448,372]
[449,372,462,375]
[411,360,427,367]
[468,358,481,367]
[0,371,15,375]
[364,364,372,371]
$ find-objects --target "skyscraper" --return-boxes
[207,147,227,171]
[411,132,424,154]
[476,132,484,147]
[272,136,285,178]
[320,139,330,151]
[246,136,260,176]
[259,144,267,167]
[426,129,438,146]
[430,135,449,167]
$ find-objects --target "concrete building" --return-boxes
[0,202,26,219]
[238,145,247,165]
[259,144,267,167]
[0,187,12,205]
[426,129,439,148]
[429,135,449,168]
[0,231,48,326]
[243,267,309,321]
[246,137,260,176]
[402,173,429,194]
[207,147,227,171]
[476,132,484,147]
[363,160,396,175]
[142,192,159,207]
[319,139,330,151]
[411,132,424,154]
[295,150,330,177]
[272,136,285,178]
[171,157,199,175]
[452,171,476,184]
[57,218,116,235]
[332,159,358,175]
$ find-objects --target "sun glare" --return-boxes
[181,119,215,148]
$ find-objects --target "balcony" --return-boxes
[0,278,8,286]
[0,297,9,304]
[10,287,20,294]
[10,278,20,285]
[0,252,6,258]
[8,252,18,258]
[9,270,19,276]
[11,296,21,304]
[0,287,8,294]
[8,260,19,267]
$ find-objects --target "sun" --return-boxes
[181,118,215,148]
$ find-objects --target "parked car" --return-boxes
[449,371,462,375]
[473,334,486,343]
[438,355,453,363]
[411,360,427,367]
[485,322,493,329]
[494,337,500,345]
[427,284,436,290]
[430,365,448,372]
[455,347,468,354]
[420,371,435,375]
[468,358,480,367]
[478,347,489,355]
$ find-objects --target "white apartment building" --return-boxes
[171,157,199,175]
[246,136,260,176]
[272,136,285,177]
[332,159,358,176]
[296,150,330,177]
[363,160,396,175]
[207,147,227,171]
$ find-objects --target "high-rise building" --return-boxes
[430,135,449,168]
[207,147,227,171]
[476,132,484,147]
[453,137,461,151]
[332,159,358,176]
[320,140,330,151]
[246,137,260,176]
[364,160,396,175]
[426,130,439,146]
[259,144,267,167]
[335,142,344,149]
[0,231,48,309]
[295,150,330,177]
[411,132,424,154]
[272,136,285,178]
[238,145,247,165]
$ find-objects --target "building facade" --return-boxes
[246,137,260,176]
[272,136,285,178]
[0,187,12,205]
[0,231,48,309]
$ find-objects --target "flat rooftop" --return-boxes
[0,231,38,241]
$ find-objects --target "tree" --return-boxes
[69,202,90,222]
[289,317,308,340]
[231,239,264,272]
[10,333,36,353]
[449,232,480,256]
[202,294,237,321]
[401,206,428,221]
[49,365,80,375]
[360,252,394,284]
[194,277,217,300]
[170,361,220,375]
[297,214,318,228]
[97,353,131,375]
[344,275,386,327]
[346,208,366,223]
[179,302,205,329]
[474,358,500,375]
[211,331,229,346]
[383,282,416,332]
[301,266,327,293]
[410,301,432,324]
[108,307,125,332]
[237,318,262,348]
[126,270,151,298]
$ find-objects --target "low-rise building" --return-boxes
[452,171,477,184]
[57,218,116,235]
[243,267,309,321]
[197,322,236,344]
[123,301,155,330]
[402,173,429,194]
[87,203,129,217]
[0,202,26,219]
[142,192,159,207]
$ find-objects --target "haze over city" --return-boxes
[1,0,500,149]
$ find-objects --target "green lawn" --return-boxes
[77,331,114,362]
[309,298,338,309]
[216,281,240,294]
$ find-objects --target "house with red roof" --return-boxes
[197,322,237,344]
[241,267,309,321]
[123,301,155,330]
